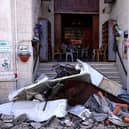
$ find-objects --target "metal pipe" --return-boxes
[14,0,18,89]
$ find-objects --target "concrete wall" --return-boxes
[0,0,17,102]
[15,0,42,89]
[0,0,42,102]
[15,0,33,89]
[110,0,129,89]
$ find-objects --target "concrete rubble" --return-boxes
[0,60,129,129]
[0,113,128,129]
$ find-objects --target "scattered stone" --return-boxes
[10,122,31,129]
[26,91,37,100]
[0,120,13,129]
[107,125,118,129]
[40,127,58,129]
[46,117,60,128]
[60,118,73,127]
[3,122,14,128]
[81,118,94,126]
[1,114,14,121]
[0,113,125,129]
[13,114,28,125]
[32,99,40,102]
[3,119,13,123]
[0,111,126,129]
[95,123,106,129]
[30,122,42,129]
[34,94,45,101]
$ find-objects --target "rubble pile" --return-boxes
[0,61,129,129]
[0,112,126,129]
[1,88,129,129]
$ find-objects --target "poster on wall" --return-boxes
[0,53,10,72]
[0,41,12,72]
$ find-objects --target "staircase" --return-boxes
[37,62,122,84]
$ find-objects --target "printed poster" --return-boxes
[0,41,12,72]
[0,53,10,72]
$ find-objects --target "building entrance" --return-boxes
[54,14,99,61]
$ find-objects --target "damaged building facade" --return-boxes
[0,0,129,102]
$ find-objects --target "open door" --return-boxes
[54,14,62,50]
[92,15,99,49]
[54,14,99,61]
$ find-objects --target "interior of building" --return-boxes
[54,14,99,62]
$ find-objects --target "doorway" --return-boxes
[54,13,99,61]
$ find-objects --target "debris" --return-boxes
[68,105,91,120]
[10,122,30,129]
[92,112,108,122]
[52,63,80,78]
[36,73,49,82]
[13,114,28,125]
[0,99,67,122]
[60,118,74,127]
[8,60,125,103]
[118,93,129,103]
[81,119,94,128]
[34,94,45,101]
[81,118,94,126]
[85,91,129,127]
[53,80,92,106]
[0,60,128,128]
[1,114,14,121]
[0,121,14,129]
[30,122,42,129]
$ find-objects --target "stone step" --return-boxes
[37,61,122,84]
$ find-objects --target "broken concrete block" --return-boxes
[30,122,42,129]
[1,114,14,121]
[10,122,30,129]
[34,94,45,101]
[3,122,14,128]
[13,114,28,125]
[0,120,14,129]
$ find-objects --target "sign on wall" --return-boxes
[0,41,12,72]
[0,53,10,72]
[0,41,11,52]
